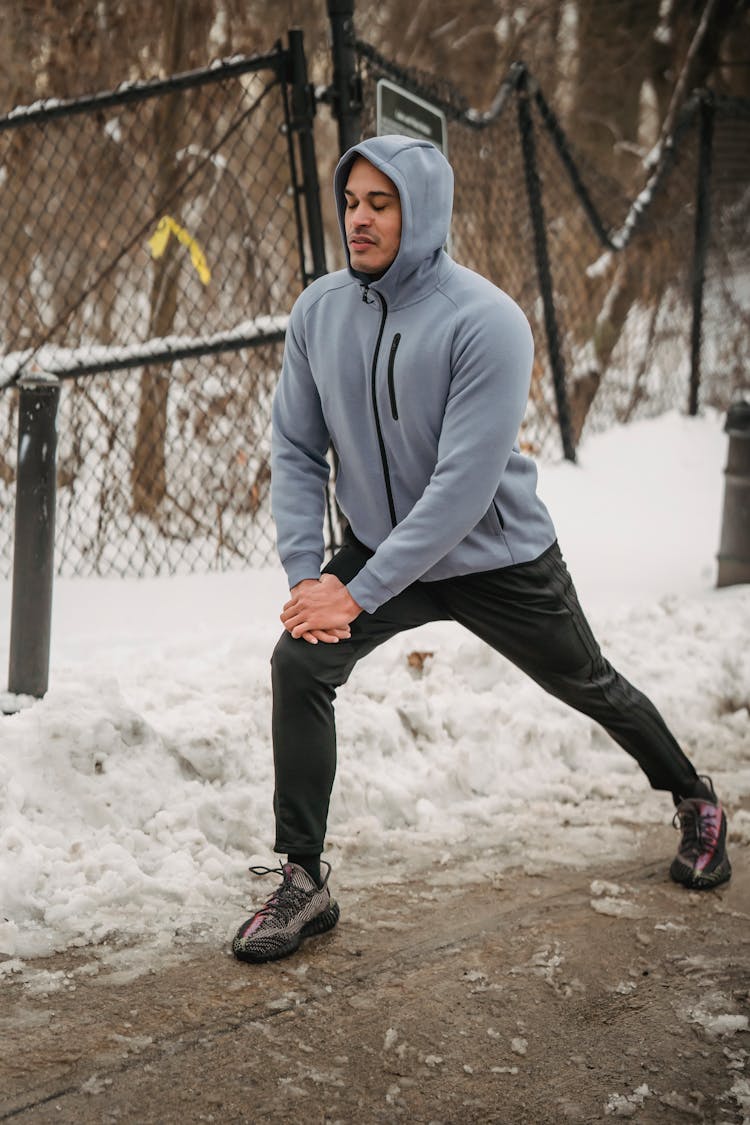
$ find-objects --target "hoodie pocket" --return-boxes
[480,499,505,536]
[387,333,401,420]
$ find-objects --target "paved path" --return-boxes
[2,824,748,1124]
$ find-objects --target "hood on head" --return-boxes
[334,134,454,287]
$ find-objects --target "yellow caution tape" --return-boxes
[147,215,211,286]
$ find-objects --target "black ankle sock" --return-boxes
[288,854,322,887]
[673,776,716,806]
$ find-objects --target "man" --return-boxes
[232,135,731,965]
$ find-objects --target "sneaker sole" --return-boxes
[669,856,732,890]
[232,900,340,964]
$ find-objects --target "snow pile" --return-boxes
[0,411,748,960]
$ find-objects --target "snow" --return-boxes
[605,1083,652,1117]
[685,992,750,1038]
[0,410,748,966]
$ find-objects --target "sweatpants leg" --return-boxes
[271,536,446,855]
[433,542,700,795]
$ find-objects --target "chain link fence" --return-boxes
[356,44,750,454]
[0,48,307,578]
[1,29,749,587]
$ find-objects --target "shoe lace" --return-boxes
[247,863,317,924]
[673,801,720,854]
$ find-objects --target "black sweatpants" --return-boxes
[270,534,700,856]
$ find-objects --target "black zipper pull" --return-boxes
[361,283,369,303]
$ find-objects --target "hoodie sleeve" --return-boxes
[271,296,331,589]
[346,292,534,613]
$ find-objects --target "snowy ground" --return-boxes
[0,410,748,965]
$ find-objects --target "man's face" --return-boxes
[344,156,402,274]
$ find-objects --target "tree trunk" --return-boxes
[0,3,39,352]
[573,0,656,189]
[131,0,192,519]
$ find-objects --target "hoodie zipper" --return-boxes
[370,292,398,527]
[387,333,401,421]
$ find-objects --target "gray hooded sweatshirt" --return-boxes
[271,134,556,614]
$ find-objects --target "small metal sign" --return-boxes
[376,78,448,157]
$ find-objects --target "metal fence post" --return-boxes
[7,371,60,700]
[285,25,341,552]
[288,28,328,282]
[516,69,576,463]
[688,91,715,417]
[326,0,362,154]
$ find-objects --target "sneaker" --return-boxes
[232,861,339,963]
[670,791,732,890]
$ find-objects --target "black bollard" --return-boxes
[717,400,750,588]
[7,372,60,699]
